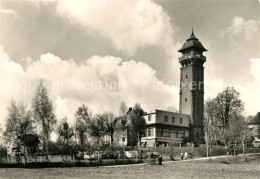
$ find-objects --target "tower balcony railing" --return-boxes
[179,55,206,62]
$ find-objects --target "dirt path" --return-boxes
[0,154,259,178]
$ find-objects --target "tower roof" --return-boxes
[178,29,207,53]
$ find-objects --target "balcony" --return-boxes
[179,55,206,62]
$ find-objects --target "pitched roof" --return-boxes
[178,29,207,53]
[248,112,260,125]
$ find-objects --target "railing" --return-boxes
[179,55,206,61]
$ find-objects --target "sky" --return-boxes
[0,0,259,126]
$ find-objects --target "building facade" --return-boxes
[247,112,260,140]
[142,110,190,147]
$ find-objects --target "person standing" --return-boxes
[158,155,163,165]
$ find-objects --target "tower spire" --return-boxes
[189,27,197,39]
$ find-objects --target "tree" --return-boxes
[117,101,128,131]
[103,112,118,146]
[75,104,91,147]
[165,106,178,113]
[204,98,222,157]
[214,87,244,145]
[4,100,21,145]
[32,80,56,162]
[129,103,146,149]
[226,115,252,155]
[57,117,74,160]
[87,114,105,148]
[18,134,40,162]
[4,101,34,164]
[119,101,128,117]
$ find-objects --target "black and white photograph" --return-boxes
[0,0,259,178]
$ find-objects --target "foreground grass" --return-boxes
[0,154,259,178]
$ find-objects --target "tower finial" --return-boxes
[189,27,197,39]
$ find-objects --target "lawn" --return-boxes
[0,154,259,178]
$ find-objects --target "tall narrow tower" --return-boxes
[178,29,207,142]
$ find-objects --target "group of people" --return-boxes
[150,153,163,165]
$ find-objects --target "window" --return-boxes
[157,128,163,137]
[179,118,183,124]
[164,116,168,122]
[186,75,188,79]
[172,130,177,138]
[179,130,184,138]
[163,129,170,137]
[185,98,187,102]
[148,115,151,121]
[147,128,154,137]
[172,117,175,123]
[122,137,125,142]
[196,131,199,137]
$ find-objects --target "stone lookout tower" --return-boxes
[178,29,207,142]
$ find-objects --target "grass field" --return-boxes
[0,154,259,178]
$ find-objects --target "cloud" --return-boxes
[0,8,19,18]
[56,0,177,56]
[222,16,259,43]
[0,45,179,125]
[234,58,260,115]
[204,57,260,115]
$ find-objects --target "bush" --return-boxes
[0,146,7,163]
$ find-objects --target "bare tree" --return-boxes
[103,112,118,146]
[4,100,20,145]
[119,101,128,117]
[165,106,178,113]
[4,101,34,164]
[32,80,56,162]
[204,98,222,157]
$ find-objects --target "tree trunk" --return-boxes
[206,141,209,158]
[137,133,142,162]
[45,135,49,162]
[242,130,246,155]
[110,132,114,146]
[23,145,27,165]
[80,133,84,147]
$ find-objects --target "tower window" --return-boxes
[186,75,188,79]
[185,98,187,102]
[164,116,168,122]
